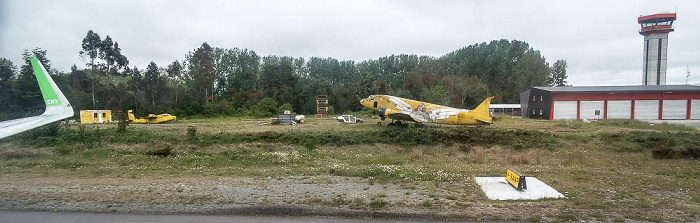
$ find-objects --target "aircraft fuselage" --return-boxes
[360,95,493,125]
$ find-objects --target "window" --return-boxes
[533,96,536,101]
[93,113,97,118]
[532,109,535,115]
[373,101,378,108]
[102,113,106,118]
[539,109,543,115]
[540,96,543,101]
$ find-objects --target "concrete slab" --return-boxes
[475,177,565,200]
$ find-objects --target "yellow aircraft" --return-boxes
[360,95,494,125]
[127,110,177,124]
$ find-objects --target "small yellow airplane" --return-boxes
[360,95,494,125]
[127,110,177,124]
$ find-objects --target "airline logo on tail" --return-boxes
[46,99,60,105]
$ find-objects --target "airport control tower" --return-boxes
[638,13,676,85]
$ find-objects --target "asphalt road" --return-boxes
[0,211,468,223]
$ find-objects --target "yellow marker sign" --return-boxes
[506,168,527,191]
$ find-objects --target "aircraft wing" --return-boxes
[0,58,74,139]
[382,107,425,123]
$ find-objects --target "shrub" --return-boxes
[116,112,129,134]
[652,146,678,159]
[187,126,197,142]
[149,145,173,157]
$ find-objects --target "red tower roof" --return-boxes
[638,13,676,35]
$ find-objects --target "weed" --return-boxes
[53,145,73,155]
[409,149,424,160]
[369,199,388,208]
[509,152,531,164]
[373,192,387,198]
[303,136,319,151]
[331,197,350,206]
[467,147,485,164]
[458,144,472,153]
[351,198,366,208]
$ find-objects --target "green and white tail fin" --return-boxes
[0,58,74,139]
[31,57,73,116]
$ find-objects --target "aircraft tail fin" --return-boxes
[31,57,73,117]
[468,97,494,124]
[127,110,136,121]
[0,58,73,139]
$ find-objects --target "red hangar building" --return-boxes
[520,85,700,120]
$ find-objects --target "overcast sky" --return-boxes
[1,0,698,86]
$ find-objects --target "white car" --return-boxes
[336,114,363,124]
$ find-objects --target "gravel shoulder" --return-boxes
[0,175,572,221]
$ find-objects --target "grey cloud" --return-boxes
[1,0,698,86]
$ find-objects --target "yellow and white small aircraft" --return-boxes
[360,95,494,125]
[127,110,176,124]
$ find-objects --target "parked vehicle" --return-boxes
[336,114,363,124]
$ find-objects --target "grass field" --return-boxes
[0,115,698,221]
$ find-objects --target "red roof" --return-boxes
[638,13,676,23]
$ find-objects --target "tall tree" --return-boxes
[144,61,164,112]
[549,59,568,87]
[188,42,216,104]
[80,30,102,108]
[0,57,16,81]
[166,60,183,106]
[80,30,102,71]
[0,58,19,120]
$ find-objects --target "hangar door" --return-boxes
[553,101,577,120]
[580,101,604,119]
[662,100,687,120]
[691,100,700,119]
[634,100,659,120]
[607,100,631,119]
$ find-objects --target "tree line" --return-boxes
[0,30,567,121]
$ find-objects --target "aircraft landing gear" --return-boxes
[387,120,403,127]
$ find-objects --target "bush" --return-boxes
[149,145,173,157]
[187,126,197,142]
[116,112,129,133]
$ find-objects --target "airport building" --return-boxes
[519,13,693,121]
[520,85,700,120]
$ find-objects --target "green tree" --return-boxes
[0,58,19,120]
[79,30,101,70]
[0,57,16,81]
[188,42,216,104]
[549,59,568,87]
[421,85,447,105]
[144,61,164,112]
[166,60,183,106]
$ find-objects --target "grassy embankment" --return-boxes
[0,116,698,221]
